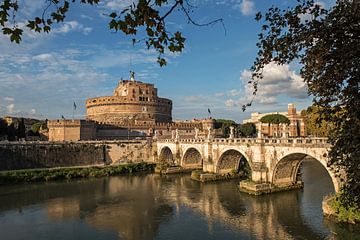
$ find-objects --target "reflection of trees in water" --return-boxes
[323,218,360,239]
[0,178,106,214]
[212,181,326,239]
[263,159,338,239]
[83,175,174,240]
[41,171,354,240]
[0,169,355,240]
[213,181,247,216]
[154,175,293,239]
[0,175,175,240]
[167,174,330,240]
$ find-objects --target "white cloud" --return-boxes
[228,89,241,97]
[83,27,93,35]
[54,21,93,35]
[0,48,112,118]
[235,0,255,16]
[4,97,14,102]
[80,14,94,20]
[184,96,204,103]
[225,99,236,107]
[105,0,137,10]
[225,62,308,108]
[6,104,15,114]
[91,48,158,68]
[215,92,225,97]
[20,0,46,16]
[33,53,53,62]
[243,62,307,102]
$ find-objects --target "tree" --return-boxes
[251,0,360,209]
[0,0,223,66]
[214,119,236,138]
[0,118,7,136]
[7,123,16,141]
[31,121,47,133]
[17,118,26,140]
[300,105,333,137]
[259,114,290,125]
[237,123,256,137]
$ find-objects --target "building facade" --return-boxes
[243,103,306,138]
[48,120,96,141]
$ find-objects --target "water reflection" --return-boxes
[0,161,359,240]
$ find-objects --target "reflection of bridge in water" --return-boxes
[0,167,337,239]
[156,137,341,192]
[43,173,332,239]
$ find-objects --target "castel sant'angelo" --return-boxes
[86,72,172,124]
[48,73,215,141]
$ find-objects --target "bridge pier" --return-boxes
[250,162,268,183]
[239,180,304,195]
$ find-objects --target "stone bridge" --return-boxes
[155,137,341,192]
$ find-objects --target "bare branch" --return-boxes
[180,3,226,35]
[159,0,182,21]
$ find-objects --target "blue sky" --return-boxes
[0,0,334,122]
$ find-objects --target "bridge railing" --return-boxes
[157,137,329,146]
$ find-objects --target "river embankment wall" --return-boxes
[0,140,155,171]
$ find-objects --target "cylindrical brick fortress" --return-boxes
[86,79,172,124]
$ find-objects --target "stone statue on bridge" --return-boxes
[229,126,235,139]
[207,126,212,140]
[175,129,179,140]
[153,130,158,139]
[194,127,199,139]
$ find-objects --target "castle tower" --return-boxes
[86,76,172,124]
[288,103,297,116]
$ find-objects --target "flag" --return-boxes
[208,108,211,115]
[73,101,77,110]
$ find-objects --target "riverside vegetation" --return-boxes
[324,194,360,224]
[0,162,155,184]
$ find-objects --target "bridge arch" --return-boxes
[182,147,202,168]
[159,146,175,166]
[216,149,251,177]
[272,152,340,192]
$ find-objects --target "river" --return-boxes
[0,159,359,240]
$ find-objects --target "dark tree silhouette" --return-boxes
[251,0,360,209]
